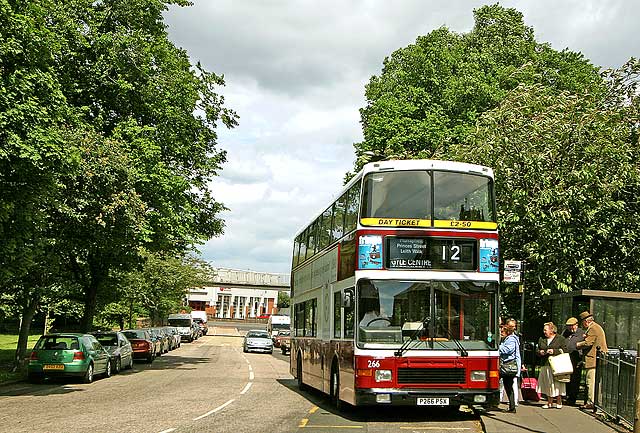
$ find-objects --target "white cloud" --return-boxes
[165,0,640,274]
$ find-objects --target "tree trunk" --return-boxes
[80,257,109,333]
[14,296,39,372]
[80,280,99,333]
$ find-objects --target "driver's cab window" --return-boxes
[358,280,390,328]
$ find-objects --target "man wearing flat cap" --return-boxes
[562,317,585,405]
[576,311,608,409]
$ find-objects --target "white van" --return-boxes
[266,315,290,340]
[167,313,195,342]
[191,310,208,323]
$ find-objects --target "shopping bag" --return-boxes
[520,370,541,402]
[549,352,573,376]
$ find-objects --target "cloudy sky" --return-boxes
[163,0,638,275]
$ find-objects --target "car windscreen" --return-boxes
[247,331,269,339]
[36,336,79,351]
[123,330,145,339]
[168,319,191,327]
[95,335,118,346]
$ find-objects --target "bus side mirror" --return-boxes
[343,289,354,309]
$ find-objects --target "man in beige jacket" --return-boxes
[576,311,608,409]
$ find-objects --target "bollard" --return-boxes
[634,340,640,433]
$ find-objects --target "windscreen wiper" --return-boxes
[441,325,468,357]
[394,314,431,357]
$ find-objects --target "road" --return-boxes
[0,324,484,433]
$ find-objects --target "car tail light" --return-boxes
[73,351,85,360]
[29,351,38,360]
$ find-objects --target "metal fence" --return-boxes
[595,348,637,427]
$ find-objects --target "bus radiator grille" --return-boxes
[397,368,466,384]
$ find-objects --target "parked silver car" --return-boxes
[243,330,273,354]
[90,331,134,373]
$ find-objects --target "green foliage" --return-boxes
[450,61,640,299]
[353,4,602,173]
[352,4,640,320]
[104,251,212,328]
[0,0,237,331]
[277,291,290,309]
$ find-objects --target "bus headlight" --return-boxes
[470,371,487,382]
[375,369,392,382]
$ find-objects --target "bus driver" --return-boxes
[358,281,390,328]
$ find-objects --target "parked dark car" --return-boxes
[274,330,290,348]
[90,331,134,373]
[163,326,181,350]
[191,321,201,340]
[146,328,165,356]
[27,333,112,383]
[194,319,208,336]
[280,334,290,355]
[123,329,156,363]
[153,327,172,352]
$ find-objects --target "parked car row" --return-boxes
[27,325,203,384]
[123,326,188,363]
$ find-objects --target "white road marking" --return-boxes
[240,382,253,394]
[248,365,253,371]
[249,371,255,380]
[192,399,235,421]
[158,429,176,433]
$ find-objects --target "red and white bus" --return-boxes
[290,159,500,409]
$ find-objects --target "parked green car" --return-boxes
[27,333,112,383]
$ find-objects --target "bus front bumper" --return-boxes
[354,388,499,407]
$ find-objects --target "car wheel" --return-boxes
[105,359,112,378]
[83,364,94,384]
[127,355,134,369]
[115,357,121,374]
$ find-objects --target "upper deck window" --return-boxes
[360,170,495,225]
[361,171,431,220]
[433,171,495,223]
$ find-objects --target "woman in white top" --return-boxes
[536,322,568,408]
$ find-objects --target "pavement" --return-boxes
[481,401,624,433]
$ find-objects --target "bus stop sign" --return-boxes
[503,260,522,283]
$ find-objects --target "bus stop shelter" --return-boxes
[545,289,640,350]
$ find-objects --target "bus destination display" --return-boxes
[386,237,476,270]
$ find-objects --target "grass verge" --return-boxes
[0,334,42,384]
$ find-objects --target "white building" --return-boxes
[186,268,290,319]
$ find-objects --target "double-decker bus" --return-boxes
[290,159,500,409]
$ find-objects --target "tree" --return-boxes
[44,0,238,330]
[449,60,640,315]
[104,251,212,329]
[352,4,603,172]
[0,0,81,284]
[277,291,290,309]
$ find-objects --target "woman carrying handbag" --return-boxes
[499,322,521,413]
[536,322,568,408]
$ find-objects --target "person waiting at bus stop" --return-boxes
[576,311,608,410]
[562,317,585,406]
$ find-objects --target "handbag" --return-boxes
[499,359,518,377]
[549,352,573,376]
